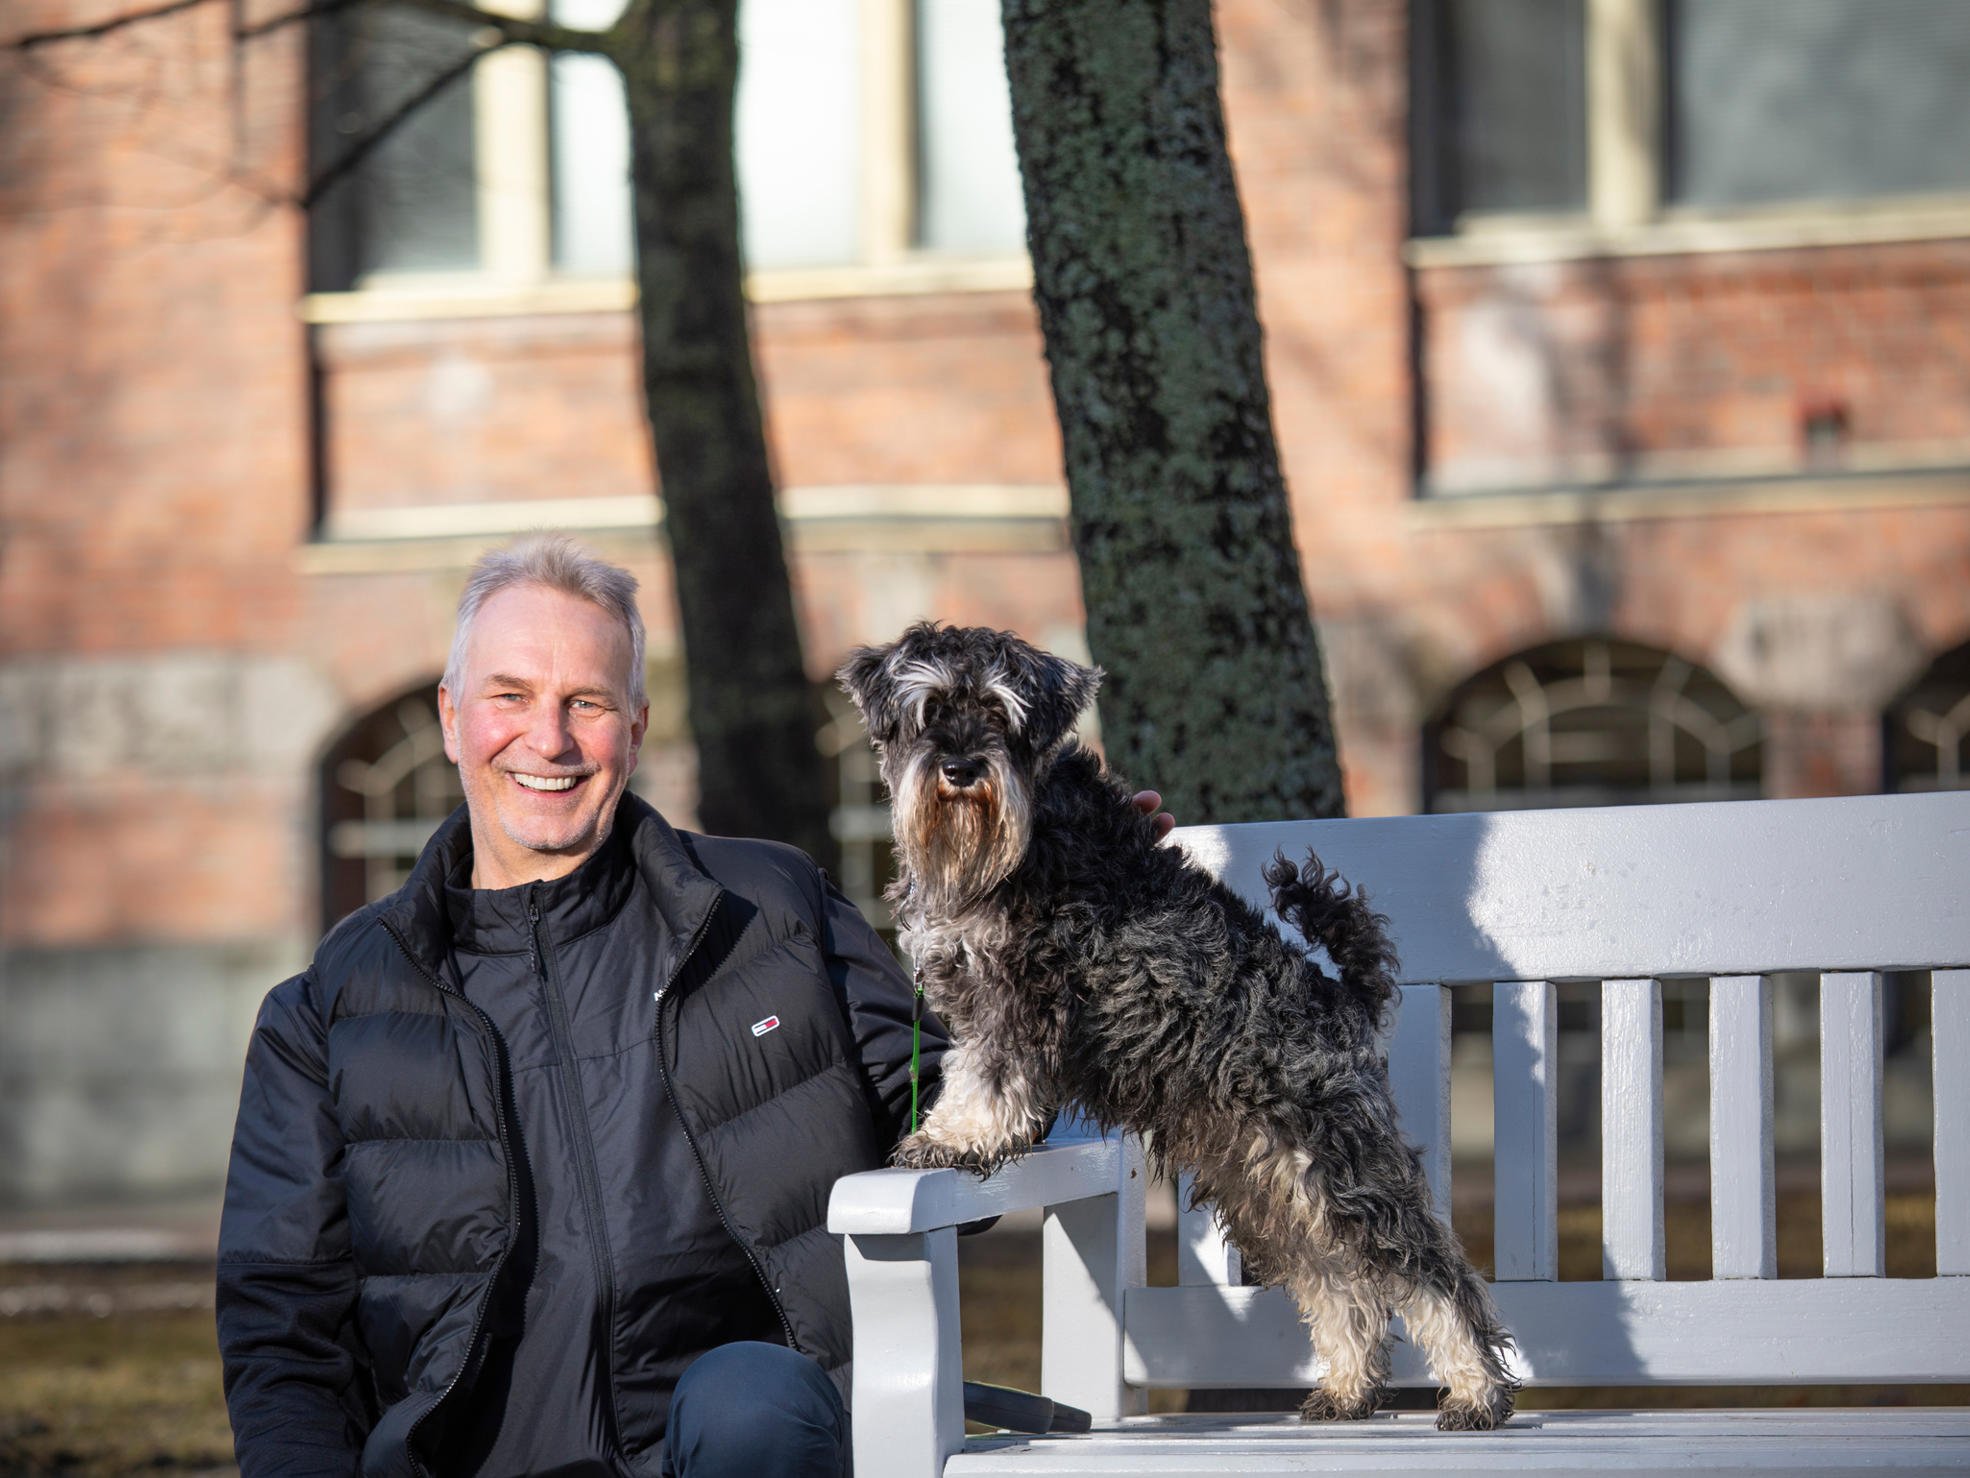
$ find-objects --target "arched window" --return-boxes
[1885,641,1970,792]
[319,681,463,930]
[1424,637,1763,813]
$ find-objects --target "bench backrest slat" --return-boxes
[1708,975,1778,1279]
[1602,978,1666,1280]
[1939,969,1970,1277]
[1821,971,1888,1277]
[1492,980,1560,1282]
[1387,982,1452,1216]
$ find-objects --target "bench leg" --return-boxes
[1041,1136,1148,1424]
[845,1228,966,1478]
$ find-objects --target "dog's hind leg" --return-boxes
[1394,1255,1516,1431]
[1210,1145,1390,1421]
[1307,1103,1517,1430]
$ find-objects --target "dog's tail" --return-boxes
[1263,850,1399,1026]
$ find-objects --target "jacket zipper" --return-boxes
[526,887,628,1455]
[653,906,803,1354]
[378,918,517,1478]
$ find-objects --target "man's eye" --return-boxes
[570,699,599,712]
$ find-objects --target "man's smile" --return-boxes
[511,772,586,793]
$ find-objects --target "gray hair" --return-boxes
[443,533,647,705]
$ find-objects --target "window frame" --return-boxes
[304,0,1031,319]
[1408,0,1970,266]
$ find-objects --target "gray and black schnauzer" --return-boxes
[838,622,1516,1431]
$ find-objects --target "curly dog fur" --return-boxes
[838,621,1516,1431]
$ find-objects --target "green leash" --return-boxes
[910,966,925,1132]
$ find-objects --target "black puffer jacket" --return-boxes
[216,796,942,1477]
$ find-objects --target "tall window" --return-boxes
[310,0,1026,292]
[310,6,485,281]
[1410,0,1589,229]
[1664,0,1970,209]
[1424,637,1763,812]
[1885,641,1970,793]
[1411,0,1970,236]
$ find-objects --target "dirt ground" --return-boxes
[1,1189,1959,1475]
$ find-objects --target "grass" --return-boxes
[1,1188,1959,1472]
[0,1265,232,1476]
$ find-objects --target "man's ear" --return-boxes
[627,700,649,774]
[438,684,462,764]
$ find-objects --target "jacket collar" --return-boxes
[380,793,727,980]
[442,821,635,954]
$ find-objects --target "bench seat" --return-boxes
[954,1409,1970,1475]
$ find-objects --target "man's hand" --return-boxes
[1130,789,1176,841]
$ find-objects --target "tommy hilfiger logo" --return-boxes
[750,1015,781,1038]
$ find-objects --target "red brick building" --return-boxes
[3,0,1967,1204]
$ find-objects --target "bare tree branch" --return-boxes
[236,0,367,40]
[389,0,606,53]
[13,0,609,55]
[13,0,213,48]
[300,33,507,207]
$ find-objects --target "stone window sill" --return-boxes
[1406,198,1970,270]
[299,256,1032,325]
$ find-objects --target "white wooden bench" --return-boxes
[828,792,1970,1475]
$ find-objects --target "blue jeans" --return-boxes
[660,1342,849,1478]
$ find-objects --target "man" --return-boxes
[217,535,1169,1477]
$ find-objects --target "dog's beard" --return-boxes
[891,750,1031,907]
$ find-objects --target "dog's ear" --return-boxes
[835,643,900,744]
[1017,648,1103,754]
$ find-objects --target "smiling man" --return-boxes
[217,537,946,1478]
[217,535,1173,1477]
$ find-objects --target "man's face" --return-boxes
[438,583,648,889]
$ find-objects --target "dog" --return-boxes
[837,621,1516,1431]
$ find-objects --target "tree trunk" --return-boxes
[1001,0,1344,825]
[611,2,833,865]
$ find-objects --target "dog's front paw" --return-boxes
[890,1133,979,1172]
[1299,1386,1384,1423]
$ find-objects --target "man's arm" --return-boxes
[817,876,949,1149]
[216,971,372,1476]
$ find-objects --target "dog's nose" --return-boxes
[940,757,985,788]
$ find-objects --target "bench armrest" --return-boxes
[830,1131,1146,1478]
[825,1135,1126,1236]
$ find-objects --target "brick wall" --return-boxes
[1213,0,1970,814]
[1419,242,1970,494]
[4,0,1970,1200]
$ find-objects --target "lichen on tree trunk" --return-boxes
[1001,0,1344,824]
[611,0,833,864]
